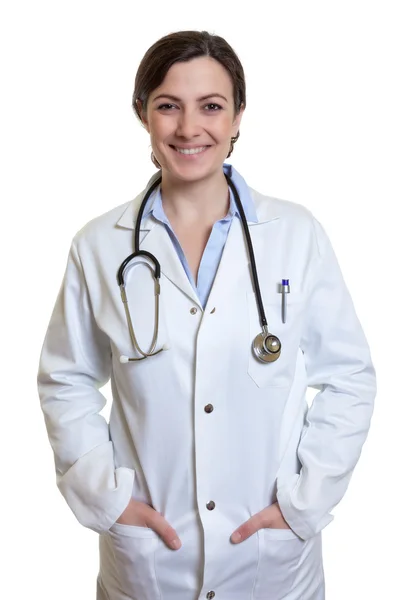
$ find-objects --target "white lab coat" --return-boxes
[38,169,376,600]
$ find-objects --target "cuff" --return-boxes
[57,443,135,534]
[276,473,333,541]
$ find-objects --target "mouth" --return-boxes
[169,145,212,159]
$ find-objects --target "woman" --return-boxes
[37,30,376,600]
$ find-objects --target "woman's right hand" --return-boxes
[115,498,182,550]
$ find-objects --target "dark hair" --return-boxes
[132,30,246,162]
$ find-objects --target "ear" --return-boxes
[232,104,245,137]
[136,98,150,132]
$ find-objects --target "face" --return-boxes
[136,56,244,182]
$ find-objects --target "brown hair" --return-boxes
[132,30,246,166]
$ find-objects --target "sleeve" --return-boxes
[276,217,377,540]
[37,238,135,534]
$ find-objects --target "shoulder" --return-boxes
[249,187,331,264]
[71,198,134,251]
[249,186,316,227]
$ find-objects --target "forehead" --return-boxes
[154,56,233,97]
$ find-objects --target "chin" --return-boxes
[169,164,221,183]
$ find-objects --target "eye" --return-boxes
[157,103,175,110]
[205,103,223,111]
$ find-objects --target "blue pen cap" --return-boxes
[281,279,290,293]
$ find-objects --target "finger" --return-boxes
[144,507,182,550]
[230,510,269,544]
[269,502,291,528]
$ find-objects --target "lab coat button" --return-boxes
[206,592,215,599]
[204,404,213,413]
[190,307,198,315]
[206,501,215,510]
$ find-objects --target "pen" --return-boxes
[281,279,290,323]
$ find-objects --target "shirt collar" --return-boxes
[143,163,259,225]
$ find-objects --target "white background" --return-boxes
[1,1,407,598]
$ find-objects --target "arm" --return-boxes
[37,238,134,533]
[277,217,377,540]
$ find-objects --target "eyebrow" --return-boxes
[152,93,228,103]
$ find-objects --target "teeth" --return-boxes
[175,146,208,155]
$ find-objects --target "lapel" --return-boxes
[203,217,250,310]
[140,221,202,306]
[116,179,201,306]
[205,212,281,311]
[115,177,282,308]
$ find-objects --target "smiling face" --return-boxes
[137,56,244,183]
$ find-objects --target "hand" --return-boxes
[115,498,182,551]
[230,501,290,544]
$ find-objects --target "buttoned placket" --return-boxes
[193,300,224,599]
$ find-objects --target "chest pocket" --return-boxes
[247,290,306,388]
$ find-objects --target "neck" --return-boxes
[160,167,230,225]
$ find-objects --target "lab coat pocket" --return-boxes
[247,291,305,388]
[108,523,160,600]
[254,527,305,599]
[254,528,323,600]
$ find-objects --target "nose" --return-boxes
[175,109,201,139]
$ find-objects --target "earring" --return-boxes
[151,151,161,169]
[227,131,240,158]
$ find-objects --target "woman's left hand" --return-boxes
[230,502,291,543]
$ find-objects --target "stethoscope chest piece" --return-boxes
[252,331,282,363]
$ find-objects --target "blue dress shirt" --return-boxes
[142,163,258,308]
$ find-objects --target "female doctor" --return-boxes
[37,30,377,600]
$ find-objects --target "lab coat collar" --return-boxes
[116,171,282,308]
[114,167,282,306]
[115,165,281,232]
[117,207,261,308]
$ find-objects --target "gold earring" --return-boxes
[151,151,161,169]
[227,131,240,159]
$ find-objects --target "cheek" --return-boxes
[147,114,171,140]
[215,116,236,138]
[150,122,167,142]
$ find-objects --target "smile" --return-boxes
[170,145,211,158]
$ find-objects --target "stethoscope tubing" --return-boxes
[226,174,268,330]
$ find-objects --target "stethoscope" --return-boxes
[117,172,282,364]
